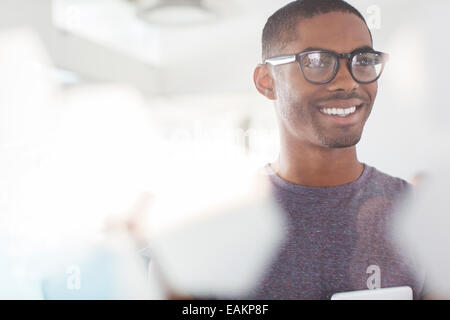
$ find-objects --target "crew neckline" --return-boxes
[264,162,373,197]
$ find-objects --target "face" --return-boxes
[261,12,377,149]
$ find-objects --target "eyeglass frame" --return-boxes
[264,48,389,85]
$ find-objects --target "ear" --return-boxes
[253,64,276,100]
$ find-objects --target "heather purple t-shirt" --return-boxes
[249,163,425,300]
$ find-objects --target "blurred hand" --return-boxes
[103,192,195,299]
[104,192,154,249]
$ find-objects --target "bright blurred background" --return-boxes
[1,0,450,299]
[1,0,448,180]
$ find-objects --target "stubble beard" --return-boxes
[316,130,362,148]
[279,101,367,149]
[308,109,365,149]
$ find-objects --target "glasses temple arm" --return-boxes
[264,55,296,66]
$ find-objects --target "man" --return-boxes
[250,0,425,299]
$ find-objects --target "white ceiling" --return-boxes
[51,0,292,65]
[50,0,292,94]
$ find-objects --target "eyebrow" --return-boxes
[301,45,374,52]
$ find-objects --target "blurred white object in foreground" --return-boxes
[19,84,159,247]
[146,170,286,298]
[0,28,60,298]
[395,157,450,297]
[18,80,162,299]
[0,28,162,299]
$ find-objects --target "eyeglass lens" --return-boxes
[300,52,384,83]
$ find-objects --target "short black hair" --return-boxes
[262,0,372,60]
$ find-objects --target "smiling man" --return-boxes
[252,0,425,299]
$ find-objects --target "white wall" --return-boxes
[348,0,450,180]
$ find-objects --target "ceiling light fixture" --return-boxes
[134,0,215,26]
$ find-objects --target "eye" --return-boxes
[305,60,325,68]
[303,53,333,69]
[354,53,378,66]
[358,58,373,66]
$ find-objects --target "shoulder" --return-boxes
[365,165,413,199]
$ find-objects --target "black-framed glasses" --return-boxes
[264,49,389,85]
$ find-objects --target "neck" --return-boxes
[272,134,364,187]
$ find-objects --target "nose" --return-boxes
[327,59,359,92]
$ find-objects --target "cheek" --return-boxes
[274,76,298,118]
[275,74,314,111]
[366,83,378,104]
[274,69,323,127]
[277,89,308,122]
[359,84,378,122]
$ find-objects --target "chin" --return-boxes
[320,134,362,149]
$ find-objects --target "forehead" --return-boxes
[288,12,372,53]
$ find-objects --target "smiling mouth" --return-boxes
[319,104,363,118]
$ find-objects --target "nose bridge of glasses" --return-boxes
[336,52,354,71]
[338,53,353,60]
[332,53,358,86]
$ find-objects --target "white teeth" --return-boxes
[320,106,357,116]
